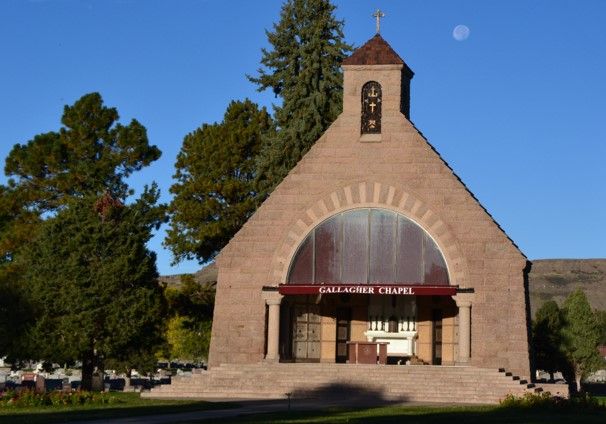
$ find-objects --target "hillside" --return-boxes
[160,259,606,314]
[528,259,606,314]
[158,263,218,287]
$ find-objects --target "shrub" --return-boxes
[499,391,602,410]
[0,389,121,408]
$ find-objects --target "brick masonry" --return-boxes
[209,41,531,379]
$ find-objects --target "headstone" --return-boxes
[21,372,37,391]
[91,373,104,392]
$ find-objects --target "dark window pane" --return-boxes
[396,217,423,283]
[314,215,341,283]
[370,210,396,282]
[361,81,382,134]
[341,209,368,283]
[288,234,314,283]
[287,208,450,286]
[423,233,449,285]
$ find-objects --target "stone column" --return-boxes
[263,292,283,362]
[453,293,474,365]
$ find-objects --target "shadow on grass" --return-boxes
[0,397,235,424]
[211,404,606,424]
[290,382,407,407]
[192,383,606,424]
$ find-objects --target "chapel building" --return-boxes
[207,33,532,379]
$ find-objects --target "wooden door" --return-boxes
[293,303,321,361]
[335,307,351,363]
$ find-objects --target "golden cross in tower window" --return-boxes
[369,101,377,113]
[373,9,385,34]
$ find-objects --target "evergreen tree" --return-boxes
[166,99,273,264]
[532,300,568,380]
[561,289,603,392]
[165,274,215,320]
[0,92,166,386]
[20,189,167,391]
[0,276,32,359]
[595,309,606,345]
[4,92,160,211]
[1,92,161,275]
[249,0,352,192]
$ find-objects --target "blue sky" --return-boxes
[1,0,605,276]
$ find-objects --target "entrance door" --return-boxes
[335,308,351,363]
[432,309,443,365]
[292,303,321,361]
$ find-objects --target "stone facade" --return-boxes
[209,36,531,379]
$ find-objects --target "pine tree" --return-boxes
[20,189,167,390]
[532,300,568,380]
[0,276,32,359]
[561,289,603,392]
[1,92,161,276]
[1,93,165,387]
[166,99,273,264]
[4,92,160,211]
[249,0,352,192]
[595,309,606,345]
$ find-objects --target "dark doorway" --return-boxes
[432,309,443,365]
[335,307,351,363]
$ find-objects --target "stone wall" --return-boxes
[209,63,531,378]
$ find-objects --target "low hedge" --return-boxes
[0,389,121,408]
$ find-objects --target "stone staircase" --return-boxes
[143,363,567,404]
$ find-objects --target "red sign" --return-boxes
[278,284,457,296]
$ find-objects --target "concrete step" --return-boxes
[143,363,554,404]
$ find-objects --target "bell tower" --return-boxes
[342,33,414,140]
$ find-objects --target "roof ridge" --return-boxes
[343,34,406,66]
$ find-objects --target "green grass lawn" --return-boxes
[0,392,234,424]
[206,397,606,424]
[218,407,606,424]
[1,394,604,424]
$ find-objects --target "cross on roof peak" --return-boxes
[372,9,385,34]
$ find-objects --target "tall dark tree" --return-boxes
[595,309,606,346]
[1,92,161,273]
[532,300,568,380]
[166,99,273,264]
[0,276,32,359]
[20,189,167,390]
[249,0,351,192]
[4,92,160,210]
[561,289,603,392]
[1,93,165,385]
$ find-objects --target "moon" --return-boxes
[453,25,470,41]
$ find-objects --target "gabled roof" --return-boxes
[343,34,414,77]
[343,34,404,65]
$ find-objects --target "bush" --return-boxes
[499,391,603,410]
[0,389,121,408]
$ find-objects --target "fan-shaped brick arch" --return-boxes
[269,181,469,287]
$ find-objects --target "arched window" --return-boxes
[287,208,449,285]
[361,81,382,134]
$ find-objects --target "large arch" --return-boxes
[287,208,449,285]
[269,181,469,287]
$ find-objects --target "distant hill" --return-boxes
[158,262,217,287]
[159,259,606,314]
[528,259,606,314]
